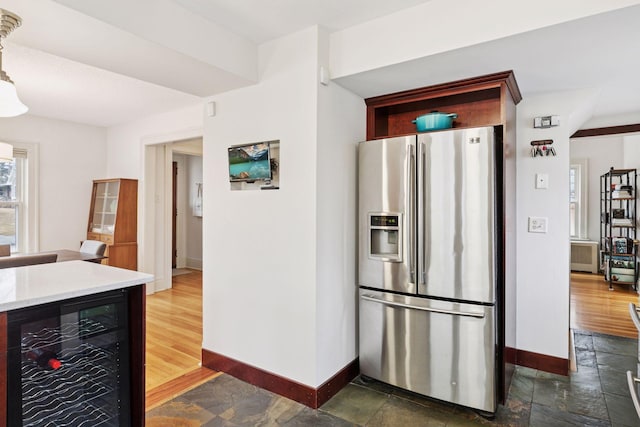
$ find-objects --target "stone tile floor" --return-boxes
[146,331,640,426]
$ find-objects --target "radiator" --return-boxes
[570,240,599,273]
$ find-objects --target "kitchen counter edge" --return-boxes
[0,260,154,312]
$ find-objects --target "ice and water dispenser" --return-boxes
[368,213,402,262]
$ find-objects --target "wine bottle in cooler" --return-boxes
[26,347,62,370]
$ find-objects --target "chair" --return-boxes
[80,240,107,263]
[0,244,10,257]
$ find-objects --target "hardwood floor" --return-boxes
[145,269,218,410]
[570,271,639,338]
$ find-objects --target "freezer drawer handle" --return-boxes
[626,371,640,419]
[361,294,485,318]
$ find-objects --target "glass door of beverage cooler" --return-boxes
[6,289,131,427]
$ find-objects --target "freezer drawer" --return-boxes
[359,289,496,413]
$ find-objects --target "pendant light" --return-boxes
[0,9,28,118]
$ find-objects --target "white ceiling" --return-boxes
[170,0,433,43]
[1,0,639,128]
[335,4,640,120]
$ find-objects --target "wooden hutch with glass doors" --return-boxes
[87,178,138,271]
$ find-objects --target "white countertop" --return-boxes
[0,260,154,311]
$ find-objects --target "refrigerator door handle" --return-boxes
[407,143,415,284]
[361,294,485,318]
[417,140,426,287]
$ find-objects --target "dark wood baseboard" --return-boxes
[507,346,568,376]
[202,348,358,409]
[317,358,360,407]
[202,345,567,409]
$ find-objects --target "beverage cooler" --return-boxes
[6,289,132,427]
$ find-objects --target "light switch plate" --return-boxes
[528,217,548,233]
[535,173,549,189]
[533,115,560,128]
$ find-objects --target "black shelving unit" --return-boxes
[600,167,638,290]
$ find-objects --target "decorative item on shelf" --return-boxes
[612,217,633,227]
[612,237,633,254]
[612,208,626,219]
[530,139,556,157]
[612,183,634,199]
[0,9,28,118]
[411,111,457,132]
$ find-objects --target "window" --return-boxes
[0,143,38,253]
[570,159,588,239]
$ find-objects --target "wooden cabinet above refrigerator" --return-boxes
[364,70,522,140]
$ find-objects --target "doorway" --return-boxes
[569,134,639,339]
[141,134,207,403]
[172,147,203,272]
[141,137,203,292]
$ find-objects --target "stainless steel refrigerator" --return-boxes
[358,126,502,414]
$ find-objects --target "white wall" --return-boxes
[623,134,640,171]
[203,26,363,388]
[0,114,106,252]
[515,90,596,359]
[106,103,203,179]
[315,27,365,382]
[570,136,624,241]
[203,27,318,386]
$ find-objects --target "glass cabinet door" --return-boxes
[90,181,120,235]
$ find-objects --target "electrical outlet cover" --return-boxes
[528,217,548,233]
[535,173,549,189]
